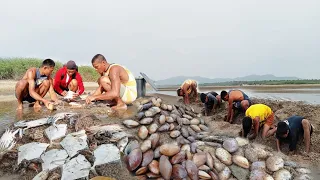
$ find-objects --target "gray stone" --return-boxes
[223,138,239,153]
[229,164,249,180]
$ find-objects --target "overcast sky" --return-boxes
[1,0,319,80]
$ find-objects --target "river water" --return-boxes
[1,85,320,134]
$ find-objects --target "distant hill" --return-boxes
[155,74,300,86]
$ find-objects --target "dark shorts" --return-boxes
[23,94,36,103]
[233,99,252,109]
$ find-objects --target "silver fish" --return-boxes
[86,124,123,135]
[0,128,20,159]
[117,136,129,152]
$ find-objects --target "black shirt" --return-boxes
[276,116,304,151]
[205,91,219,110]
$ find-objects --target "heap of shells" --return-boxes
[123,97,314,180]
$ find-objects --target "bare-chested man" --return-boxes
[85,54,137,110]
[221,89,251,123]
[177,79,199,104]
[15,59,58,110]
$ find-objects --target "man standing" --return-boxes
[177,79,199,104]
[221,89,251,123]
[15,59,58,110]
[54,60,85,99]
[242,104,276,140]
[276,116,313,154]
[85,54,137,110]
[200,91,221,116]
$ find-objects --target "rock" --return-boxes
[199,124,209,132]
[126,148,142,171]
[166,116,175,123]
[218,166,231,180]
[154,147,161,159]
[266,156,284,172]
[148,160,160,175]
[140,118,154,125]
[244,147,258,163]
[235,137,249,147]
[229,164,250,180]
[170,130,181,138]
[159,155,172,180]
[159,144,180,157]
[181,127,189,138]
[233,148,244,157]
[206,153,214,170]
[183,114,193,120]
[138,126,149,140]
[148,124,159,134]
[273,169,292,180]
[198,165,211,172]
[250,170,272,180]
[296,168,311,174]
[136,167,148,175]
[149,133,160,149]
[141,149,154,167]
[159,115,166,125]
[251,161,266,171]
[190,125,201,133]
[61,154,91,180]
[18,142,50,164]
[215,148,232,165]
[185,160,199,180]
[284,161,299,168]
[190,119,200,125]
[198,170,211,179]
[172,164,188,179]
[170,151,186,164]
[213,158,226,172]
[123,119,140,128]
[222,138,239,153]
[192,152,207,167]
[140,140,152,153]
[232,155,249,169]
[181,144,191,152]
[41,149,68,171]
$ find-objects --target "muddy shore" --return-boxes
[0,90,319,179]
[151,93,320,166]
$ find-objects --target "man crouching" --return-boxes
[15,59,58,110]
[85,54,137,110]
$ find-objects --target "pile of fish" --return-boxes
[122,97,314,180]
[0,111,131,180]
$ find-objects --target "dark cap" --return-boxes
[66,60,77,70]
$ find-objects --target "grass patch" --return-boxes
[0,57,99,82]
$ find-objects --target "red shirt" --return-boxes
[54,66,85,95]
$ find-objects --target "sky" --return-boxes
[0,0,320,81]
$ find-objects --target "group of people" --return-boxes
[177,79,314,155]
[15,54,137,111]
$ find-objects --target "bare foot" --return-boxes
[17,103,23,110]
[111,103,127,111]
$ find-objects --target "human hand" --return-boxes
[44,101,54,110]
[86,96,95,104]
[61,91,67,96]
[72,93,79,99]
